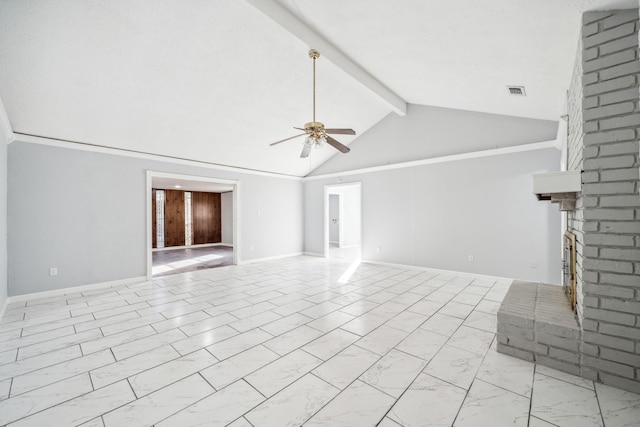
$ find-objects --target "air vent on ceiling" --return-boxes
[507,86,526,96]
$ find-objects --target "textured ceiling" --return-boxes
[0,0,636,177]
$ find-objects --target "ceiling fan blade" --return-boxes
[300,144,312,158]
[326,136,351,154]
[325,128,356,135]
[269,133,306,146]
[293,127,306,131]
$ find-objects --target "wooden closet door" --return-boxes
[164,190,185,247]
[192,192,221,244]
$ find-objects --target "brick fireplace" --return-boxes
[498,9,640,394]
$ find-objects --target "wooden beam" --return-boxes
[246,0,407,116]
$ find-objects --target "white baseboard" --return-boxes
[238,252,304,265]
[6,276,148,304]
[303,252,325,258]
[361,259,513,283]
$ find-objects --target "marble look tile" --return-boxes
[91,345,180,389]
[360,349,427,398]
[156,380,264,427]
[160,301,213,319]
[10,380,134,427]
[103,374,213,427]
[528,416,558,427]
[136,300,189,317]
[73,311,140,333]
[200,345,280,389]
[80,325,155,355]
[245,373,339,427]
[396,328,447,361]
[0,373,93,425]
[475,350,534,397]
[313,344,381,390]
[341,312,388,336]
[438,301,475,319]
[306,310,354,333]
[0,346,82,383]
[100,313,165,336]
[455,379,529,426]
[0,326,76,353]
[260,313,313,335]
[20,313,94,337]
[424,290,456,303]
[384,310,428,333]
[245,349,322,397]
[11,349,115,396]
[474,299,501,314]
[206,328,273,360]
[407,299,444,316]
[302,328,359,360]
[150,310,210,333]
[18,329,103,360]
[452,292,483,306]
[180,314,238,336]
[446,325,494,356]
[535,364,594,390]
[172,325,238,356]
[263,325,323,356]
[0,348,17,365]
[0,311,67,332]
[272,299,315,316]
[463,310,497,333]
[0,328,21,343]
[300,301,342,319]
[129,348,217,397]
[226,417,253,427]
[356,325,410,356]
[0,378,10,401]
[388,373,466,427]
[531,373,603,427]
[364,290,398,305]
[595,382,640,427]
[305,379,395,427]
[339,300,379,316]
[229,310,282,333]
[95,301,152,319]
[111,328,186,360]
[423,345,484,390]
[378,417,403,427]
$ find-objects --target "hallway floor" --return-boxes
[0,256,639,426]
[152,245,234,277]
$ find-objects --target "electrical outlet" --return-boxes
[49,267,58,276]
[468,255,474,262]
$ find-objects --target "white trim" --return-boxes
[245,0,407,116]
[329,240,339,245]
[146,171,241,280]
[6,276,147,304]
[303,252,324,257]
[152,243,232,252]
[361,259,513,283]
[304,139,561,181]
[238,252,303,265]
[15,133,302,181]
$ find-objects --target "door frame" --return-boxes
[323,182,362,258]
[146,170,241,280]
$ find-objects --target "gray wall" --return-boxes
[310,104,558,176]
[305,148,562,283]
[8,140,303,296]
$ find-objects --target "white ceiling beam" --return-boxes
[0,96,15,144]
[245,0,407,116]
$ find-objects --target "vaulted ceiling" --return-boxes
[0,0,635,177]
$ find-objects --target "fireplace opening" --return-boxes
[562,231,577,312]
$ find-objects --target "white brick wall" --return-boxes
[568,9,640,394]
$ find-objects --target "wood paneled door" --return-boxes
[192,192,222,244]
[163,189,186,247]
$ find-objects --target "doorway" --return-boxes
[146,171,240,280]
[324,182,362,261]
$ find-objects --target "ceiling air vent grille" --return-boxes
[507,86,526,96]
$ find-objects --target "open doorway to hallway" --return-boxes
[146,171,240,279]
[324,183,362,262]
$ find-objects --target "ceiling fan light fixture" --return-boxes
[304,135,315,146]
[316,136,326,148]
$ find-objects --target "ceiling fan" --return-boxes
[269,49,356,158]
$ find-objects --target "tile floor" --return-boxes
[152,246,234,277]
[0,256,639,426]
